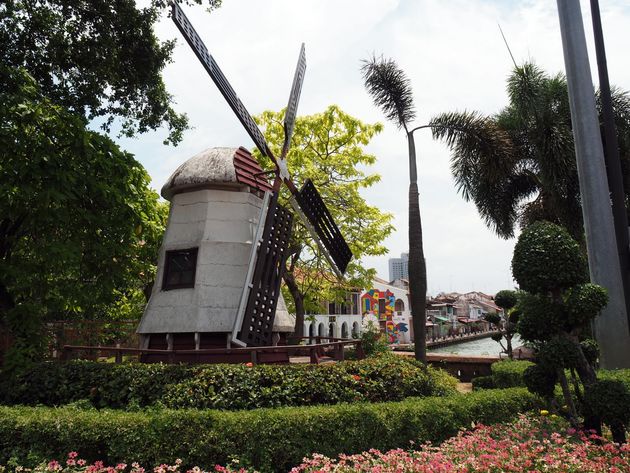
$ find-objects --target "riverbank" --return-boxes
[393,330,501,352]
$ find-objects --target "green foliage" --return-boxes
[360,55,416,130]
[471,375,495,390]
[516,293,567,343]
[538,337,581,370]
[566,284,608,327]
[359,321,390,357]
[0,67,167,371]
[523,364,557,398]
[494,290,518,310]
[431,62,630,241]
[485,313,502,326]
[0,356,457,410]
[599,369,630,392]
[512,222,588,293]
[0,0,221,144]
[0,388,540,472]
[580,339,600,365]
[491,360,534,388]
[583,380,630,432]
[253,106,393,331]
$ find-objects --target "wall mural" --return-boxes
[361,289,398,343]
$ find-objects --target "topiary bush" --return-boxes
[511,222,588,294]
[0,388,540,473]
[0,355,457,410]
[511,221,630,440]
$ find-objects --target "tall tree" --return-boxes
[254,105,393,338]
[0,0,221,145]
[429,62,630,241]
[0,67,166,371]
[361,55,428,362]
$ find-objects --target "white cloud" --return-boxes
[119,0,630,295]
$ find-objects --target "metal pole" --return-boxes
[589,0,630,332]
[556,0,630,368]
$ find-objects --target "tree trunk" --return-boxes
[557,367,579,428]
[506,333,513,360]
[284,271,305,339]
[407,132,427,363]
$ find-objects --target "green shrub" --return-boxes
[491,360,534,388]
[598,369,630,391]
[583,380,630,432]
[0,355,457,410]
[0,388,540,473]
[471,375,494,390]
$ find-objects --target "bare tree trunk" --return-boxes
[284,271,305,339]
[506,334,513,360]
[407,132,427,363]
[557,367,579,428]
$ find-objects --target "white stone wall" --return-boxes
[304,314,362,340]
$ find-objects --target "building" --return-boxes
[303,277,413,344]
[388,252,409,281]
[426,291,500,337]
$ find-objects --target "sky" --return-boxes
[117,0,630,296]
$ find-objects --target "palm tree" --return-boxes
[361,55,427,362]
[429,62,630,241]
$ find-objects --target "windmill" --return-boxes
[169,2,353,348]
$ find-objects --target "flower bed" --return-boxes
[0,355,457,410]
[290,414,630,472]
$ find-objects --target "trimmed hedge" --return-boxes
[490,360,534,388]
[0,388,540,473]
[0,355,457,410]
[471,375,494,390]
[477,359,630,394]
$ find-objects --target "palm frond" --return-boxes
[430,110,515,196]
[361,54,416,130]
[507,62,548,121]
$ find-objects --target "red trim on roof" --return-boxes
[233,147,273,193]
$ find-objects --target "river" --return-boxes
[428,335,522,357]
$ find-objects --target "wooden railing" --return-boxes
[60,338,364,365]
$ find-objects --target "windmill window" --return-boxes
[162,248,198,290]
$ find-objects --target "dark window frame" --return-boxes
[162,247,199,291]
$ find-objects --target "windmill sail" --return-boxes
[238,194,294,346]
[170,2,273,158]
[291,180,353,275]
[281,43,306,160]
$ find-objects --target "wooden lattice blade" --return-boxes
[291,180,352,276]
[170,2,274,159]
[281,43,306,160]
[237,195,294,346]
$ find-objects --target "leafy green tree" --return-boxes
[512,222,629,441]
[361,55,428,362]
[0,0,221,145]
[430,62,630,241]
[486,289,519,359]
[0,67,166,371]
[254,105,393,338]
